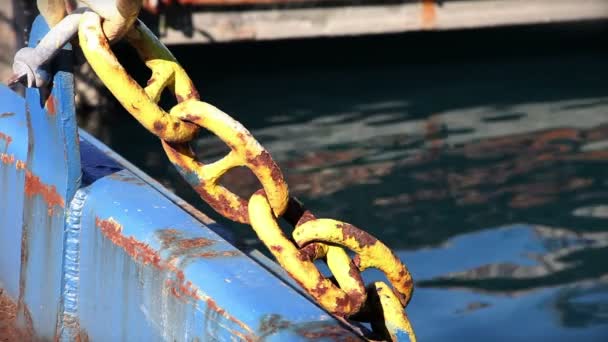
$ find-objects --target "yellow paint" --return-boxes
[325,246,366,313]
[78,12,199,143]
[166,101,290,222]
[76,5,416,339]
[373,282,417,342]
[292,218,414,306]
[248,193,360,316]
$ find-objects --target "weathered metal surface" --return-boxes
[0,83,28,301]
[0,15,364,341]
[73,166,358,340]
[16,15,81,339]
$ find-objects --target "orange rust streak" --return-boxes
[1,153,15,165]
[95,218,256,338]
[95,218,161,266]
[0,152,26,170]
[24,171,65,215]
[0,132,12,150]
[421,0,436,29]
[205,297,256,341]
[45,95,57,116]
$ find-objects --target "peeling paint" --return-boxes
[44,95,57,116]
[0,131,13,152]
[94,218,257,339]
[95,217,160,266]
[59,313,89,342]
[156,228,240,263]
[257,314,359,341]
[108,172,147,186]
[0,290,33,341]
[203,296,256,341]
[1,153,15,165]
[24,170,65,216]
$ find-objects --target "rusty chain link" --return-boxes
[37,3,416,340]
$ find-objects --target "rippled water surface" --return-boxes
[98,25,608,341]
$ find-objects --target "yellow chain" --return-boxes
[77,10,416,342]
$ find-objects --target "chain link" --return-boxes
[75,8,416,342]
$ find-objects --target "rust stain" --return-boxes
[248,151,284,185]
[95,219,241,305]
[205,297,256,341]
[195,184,249,223]
[15,160,26,170]
[297,211,316,227]
[270,245,283,253]
[156,228,240,260]
[58,313,89,342]
[298,243,326,262]
[45,94,57,116]
[309,282,329,298]
[295,323,360,341]
[338,223,378,248]
[421,0,437,29]
[183,113,201,123]
[188,86,200,101]
[178,237,214,250]
[17,225,30,336]
[1,153,15,165]
[195,251,240,258]
[166,277,199,299]
[95,217,161,266]
[259,314,291,337]
[24,170,65,215]
[0,290,33,342]
[108,172,146,186]
[96,218,195,299]
[0,132,12,152]
[153,120,167,136]
[257,314,358,341]
[152,228,254,336]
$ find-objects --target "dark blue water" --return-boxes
[100,23,608,341]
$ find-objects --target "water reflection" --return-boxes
[196,97,608,249]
